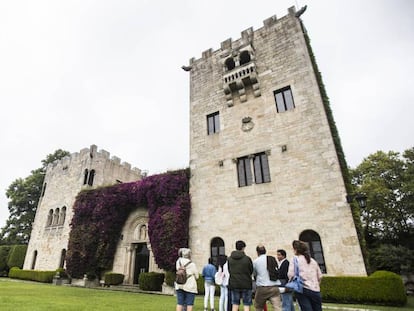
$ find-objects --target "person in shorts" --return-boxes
[227,240,253,311]
[175,248,199,311]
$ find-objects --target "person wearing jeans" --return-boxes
[288,240,322,311]
[202,257,217,311]
[276,249,295,311]
[218,255,230,311]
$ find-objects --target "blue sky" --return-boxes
[0,0,413,229]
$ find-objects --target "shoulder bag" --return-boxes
[285,257,304,293]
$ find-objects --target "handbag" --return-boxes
[285,257,304,293]
[214,267,224,285]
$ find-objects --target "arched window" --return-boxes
[46,209,53,227]
[53,208,60,226]
[59,249,66,269]
[88,169,95,186]
[239,50,251,65]
[210,237,225,267]
[83,169,89,185]
[225,57,235,71]
[59,206,66,225]
[299,230,327,273]
[31,250,38,270]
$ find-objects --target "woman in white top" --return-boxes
[217,255,230,311]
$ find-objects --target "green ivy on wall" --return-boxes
[299,21,368,270]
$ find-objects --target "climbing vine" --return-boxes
[66,169,190,279]
[300,20,368,269]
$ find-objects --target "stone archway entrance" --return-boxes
[133,243,149,284]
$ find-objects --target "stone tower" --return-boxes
[23,145,142,271]
[188,7,366,275]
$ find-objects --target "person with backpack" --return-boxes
[253,244,281,311]
[175,248,199,311]
[202,257,217,311]
[217,255,230,311]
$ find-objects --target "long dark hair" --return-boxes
[217,254,227,268]
[292,240,311,264]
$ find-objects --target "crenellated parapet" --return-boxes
[187,6,300,107]
[24,144,142,271]
[45,145,142,179]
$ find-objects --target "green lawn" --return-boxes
[0,278,412,310]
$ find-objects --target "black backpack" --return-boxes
[267,255,279,281]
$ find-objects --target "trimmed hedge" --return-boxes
[7,245,27,269]
[8,267,56,283]
[321,271,407,306]
[164,270,175,287]
[0,245,12,275]
[138,272,165,291]
[104,272,124,285]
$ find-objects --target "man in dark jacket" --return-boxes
[277,249,294,311]
[228,240,253,311]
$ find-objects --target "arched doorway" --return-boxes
[133,243,149,284]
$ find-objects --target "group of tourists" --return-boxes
[174,240,322,311]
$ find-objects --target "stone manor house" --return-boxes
[24,7,367,283]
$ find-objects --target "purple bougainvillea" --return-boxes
[66,169,190,279]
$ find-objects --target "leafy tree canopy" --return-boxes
[0,149,70,245]
[350,147,414,250]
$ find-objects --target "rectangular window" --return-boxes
[237,152,271,187]
[207,112,220,135]
[237,156,253,187]
[253,152,271,184]
[274,86,295,113]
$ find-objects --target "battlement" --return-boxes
[46,145,142,176]
[188,6,297,65]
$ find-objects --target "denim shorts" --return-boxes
[231,288,252,306]
[176,289,196,306]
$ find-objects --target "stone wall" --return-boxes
[23,145,142,271]
[188,7,366,276]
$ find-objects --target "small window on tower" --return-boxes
[239,50,251,65]
[207,112,220,135]
[88,169,95,186]
[274,86,295,113]
[225,57,235,71]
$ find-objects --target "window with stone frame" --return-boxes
[46,209,53,227]
[274,86,295,113]
[83,169,96,186]
[87,169,95,186]
[59,206,66,225]
[253,152,271,184]
[207,111,220,135]
[237,156,253,187]
[237,152,271,187]
[299,230,327,273]
[210,237,226,267]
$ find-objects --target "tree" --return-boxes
[350,148,414,249]
[0,149,70,245]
